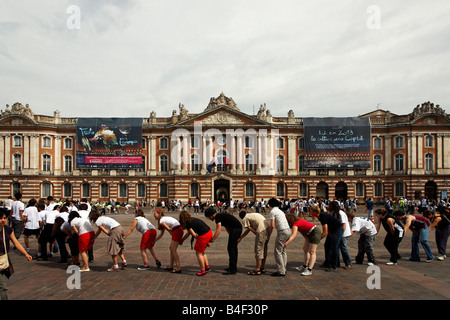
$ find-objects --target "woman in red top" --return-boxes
[284,206,322,276]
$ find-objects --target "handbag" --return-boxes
[0,228,9,271]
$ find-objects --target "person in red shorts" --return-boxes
[123,209,162,270]
[153,209,183,273]
[70,210,96,272]
[179,210,212,276]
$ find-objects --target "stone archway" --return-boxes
[316,181,329,199]
[335,181,348,200]
[425,180,438,200]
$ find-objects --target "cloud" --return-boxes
[1,0,449,119]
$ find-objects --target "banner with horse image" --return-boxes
[76,118,143,169]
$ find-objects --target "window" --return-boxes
[374,182,383,197]
[159,183,168,198]
[63,183,72,198]
[13,154,21,171]
[394,136,404,148]
[373,137,382,150]
[42,182,51,198]
[245,182,254,197]
[82,183,91,198]
[299,183,308,197]
[298,155,305,171]
[276,137,284,149]
[191,136,199,149]
[100,183,109,198]
[64,155,72,172]
[190,182,199,198]
[245,136,253,149]
[356,182,364,197]
[245,154,254,171]
[64,138,72,149]
[160,155,168,172]
[119,183,127,198]
[276,182,285,197]
[425,153,434,172]
[42,154,51,171]
[137,183,146,198]
[191,154,199,171]
[395,182,404,197]
[43,136,51,148]
[425,135,433,147]
[394,154,404,171]
[373,155,382,172]
[276,154,284,172]
[12,182,21,197]
[298,138,304,150]
[160,137,168,149]
[13,135,21,147]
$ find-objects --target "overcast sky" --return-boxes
[1,1,449,119]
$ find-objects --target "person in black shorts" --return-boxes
[205,207,242,275]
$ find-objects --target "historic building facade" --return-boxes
[0,93,449,204]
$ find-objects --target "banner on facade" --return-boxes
[76,118,143,169]
[303,117,371,169]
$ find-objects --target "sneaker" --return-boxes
[295,266,306,273]
[437,255,446,261]
[386,262,397,266]
[425,259,433,263]
[107,267,119,272]
[155,260,162,269]
[301,269,312,276]
[137,265,150,270]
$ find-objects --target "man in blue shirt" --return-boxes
[366,198,375,221]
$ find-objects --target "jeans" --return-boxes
[339,236,352,267]
[384,232,402,263]
[355,234,376,264]
[411,226,434,260]
[324,225,344,269]
[274,228,291,274]
[227,227,242,272]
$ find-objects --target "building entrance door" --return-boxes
[214,179,230,203]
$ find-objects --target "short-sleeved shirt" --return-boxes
[366,201,374,210]
[269,207,290,231]
[351,217,377,236]
[23,206,42,230]
[318,212,342,233]
[160,216,180,229]
[214,213,242,230]
[44,210,59,225]
[71,217,95,235]
[293,219,315,236]
[242,213,269,233]
[186,218,211,236]
[95,216,120,231]
[11,200,25,221]
[135,216,155,234]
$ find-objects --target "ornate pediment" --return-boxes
[2,102,34,119]
[200,110,245,125]
[204,92,239,112]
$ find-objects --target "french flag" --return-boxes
[207,159,216,173]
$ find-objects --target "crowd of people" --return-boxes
[1,192,449,300]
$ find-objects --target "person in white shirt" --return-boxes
[338,209,352,269]
[4,196,13,211]
[11,192,25,241]
[90,211,127,272]
[37,205,60,261]
[70,211,96,272]
[22,198,42,254]
[347,211,377,265]
[153,209,183,273]
[123,209,161,270]
[268,198,291,276]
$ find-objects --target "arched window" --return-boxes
[245,182,254,197]
[394,154,404,171]
[373,155,382,172]
[245,154,254,171]
[276,182,285,198]
[63,182,72,198]
[191,154,199,171]
[119,183,127,198]
[64,155,72,172]
[137,183,146,198]
[425,153,434,171]
[160,155,168,172]
[190,182,199,198]
[159,183,168,198]
[100,183,109,198]
[276,155,284,172]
